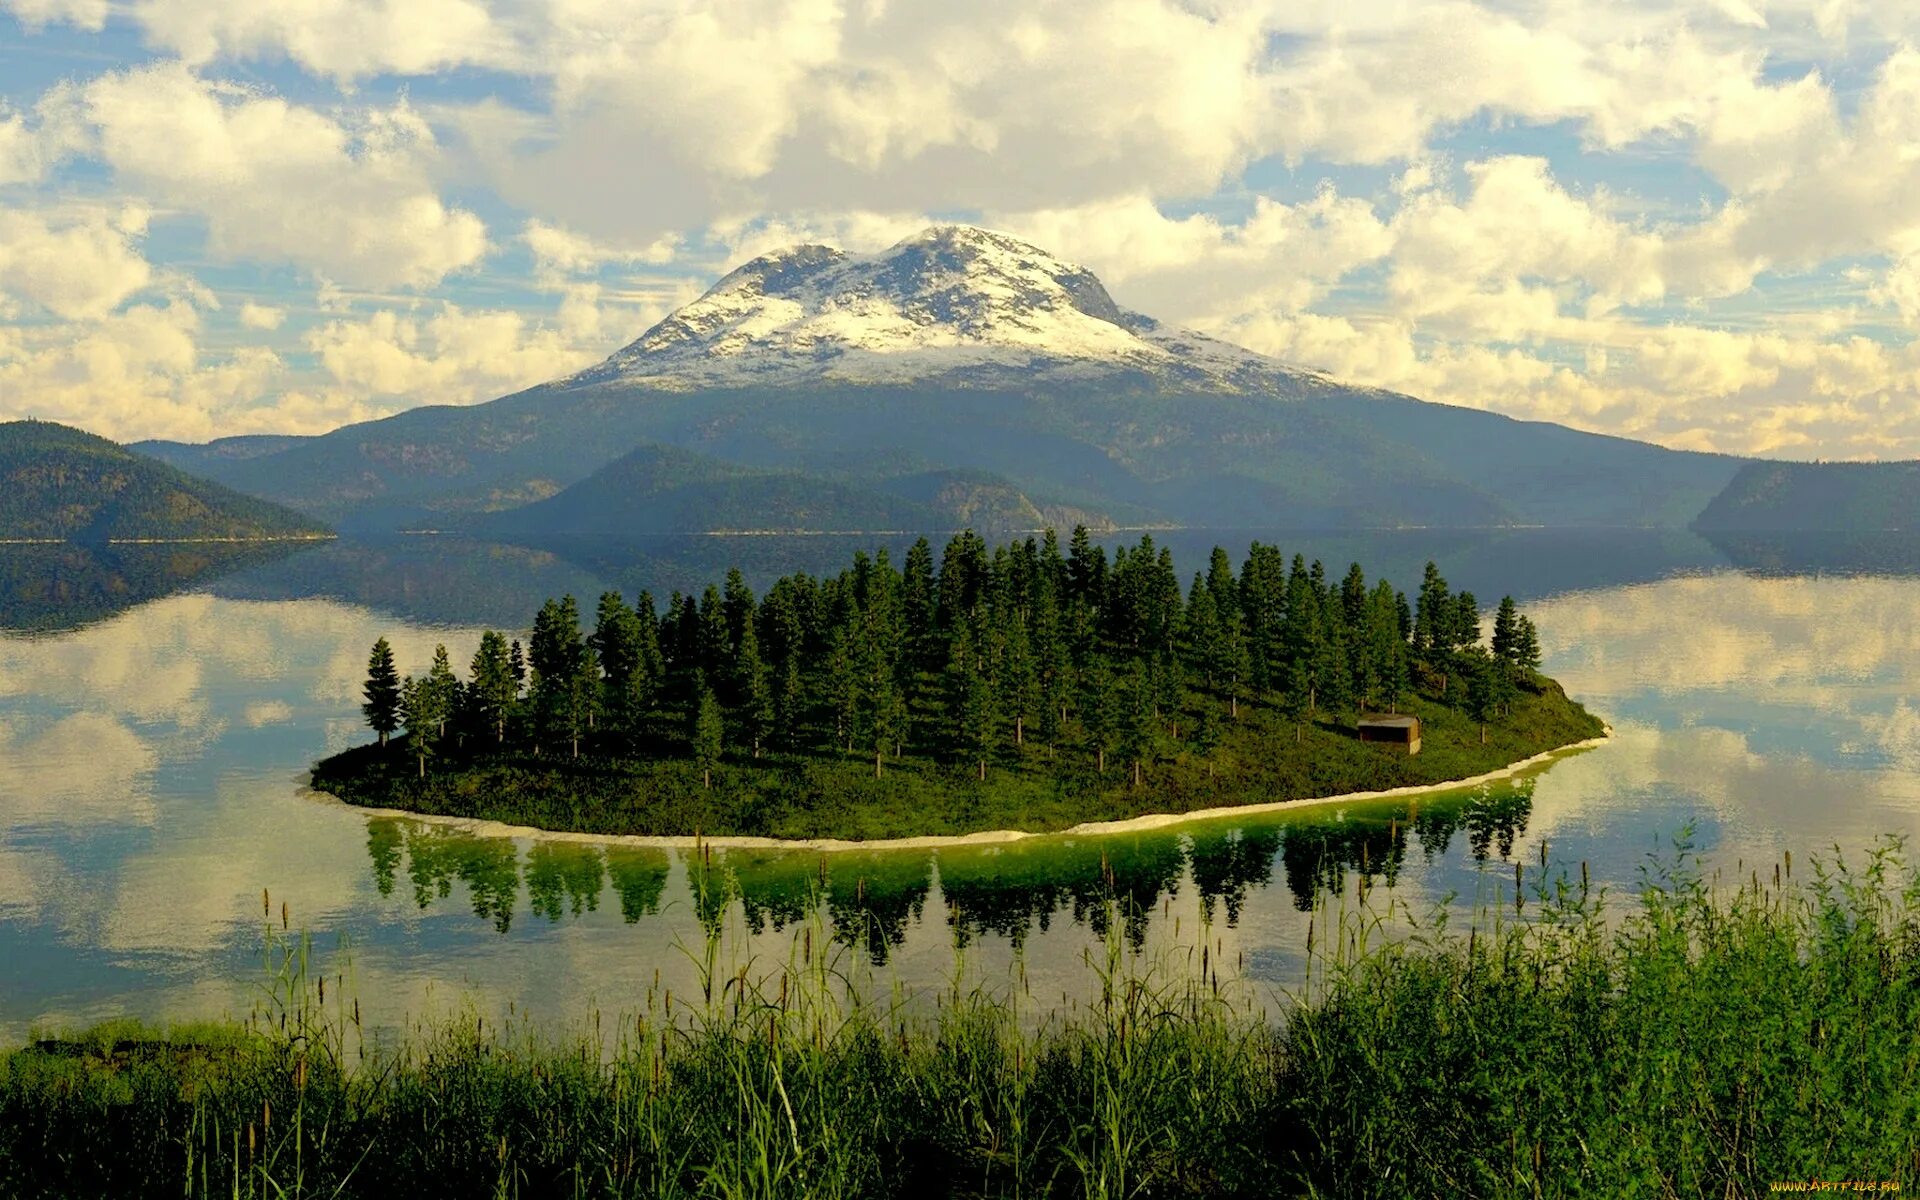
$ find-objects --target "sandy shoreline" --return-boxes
[305,728,1612,855]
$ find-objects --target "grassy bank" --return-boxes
[312,677,1602,840]
[5,838,1918,1198]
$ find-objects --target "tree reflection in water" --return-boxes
[361,780,1536,958]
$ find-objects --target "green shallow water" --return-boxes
[4,528,1919,1041]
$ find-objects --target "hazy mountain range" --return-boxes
[83,224,1892,537]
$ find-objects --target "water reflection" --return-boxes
[0,541,317,634]
[11,528,1920,1042]
[359,780,1538,960]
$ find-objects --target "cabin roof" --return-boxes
[1357,714,1420,729]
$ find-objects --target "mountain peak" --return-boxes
[572,225,1320,394]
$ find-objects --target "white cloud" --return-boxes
[523,220,679,282]
[0,207,152,319]
[0,0,107,31]
[132,0,505,81]
[238,301,286,330]
[48,64,489,289]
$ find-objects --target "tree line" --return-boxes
[360,529,1545,784]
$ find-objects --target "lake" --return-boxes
[4,528,1918,1043]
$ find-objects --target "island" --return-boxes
[312,530,1604,842]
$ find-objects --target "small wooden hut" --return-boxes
[1357,713,1421,755]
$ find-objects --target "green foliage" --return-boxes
[321,531,1601,839]
[361,637,401,746]
[9,841,1920,1198]
[0,419,328,541]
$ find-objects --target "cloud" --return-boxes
[48,64,488,289]
[0,207,153,319]
[132,0,505,82]
[0,0,107,31]
[238,301,285,330]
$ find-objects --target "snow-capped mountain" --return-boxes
[569,225,1325,394]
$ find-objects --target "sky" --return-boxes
[7,0,1920,459]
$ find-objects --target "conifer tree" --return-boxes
[508,639,527,692]
[468,630,515,743]
[590,592,651,737]
[425,644,458,739]
[901,536,938,669]
[564,645,599,758]
[946,618,998,780]
[1117,662,1158,786]
[399,673,445,778]
[1491,595,1521,666]
[1462,647,1500,743]
[1080,659,1114,774]
[691,677,723,789]
[1219,610,1251,718]
[362,637,402,747]
[1185,573,1222,687]
[1514,615,1542,673]
[737,617,774,758]
[1192,691,1222,778]
[1002,612,1039,747]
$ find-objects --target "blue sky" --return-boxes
[3,0,1920,459]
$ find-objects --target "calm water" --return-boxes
[4,529,1919,1042]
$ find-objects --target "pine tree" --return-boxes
[1080,659,1114,774]
[691,677,723,789]
[945,616,1000,780]
[1191,690,1222,778]
[1219,611,1250,718]
[1462,647,1499,744]
[1184,574,1222,687]
[1117,662,1157,787]
[564,645,600,759]
[867,668,907,777]
[901,536,938,670]
[1002,612,1039,747]
[508,640,527,692]
[1491,595,1521,665]
[591,592,651,738]
[1515,615,1542,673]
[737,617,774,758]
[362,637,401,748]
[426,644,458,739]
[469,630,516,743]
[399,673,445,778]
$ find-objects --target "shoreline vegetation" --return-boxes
[5,838,1917,1198]
[313,528,1603,841]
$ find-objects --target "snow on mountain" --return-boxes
[568,225,1326,394]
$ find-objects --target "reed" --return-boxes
[5,835,1919,1198]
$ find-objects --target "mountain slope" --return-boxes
[0,420,331,542]
[163,226,1743,533]
[1693,460,1920,531]
[473,444,1092,538]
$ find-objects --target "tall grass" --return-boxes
[5,836,1920,1198]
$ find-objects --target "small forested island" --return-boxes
[313,529,1604,841]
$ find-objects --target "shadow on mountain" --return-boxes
[0,540,321,635]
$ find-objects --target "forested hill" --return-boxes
[0,420,331,542]
[316,529,1602,840]
[1693,459,1920,531]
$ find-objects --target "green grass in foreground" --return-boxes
[5,836,1919,1198]
[312,678,1602,840]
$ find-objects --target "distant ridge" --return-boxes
[0,420,331,543]
[1694,460,1920,531]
